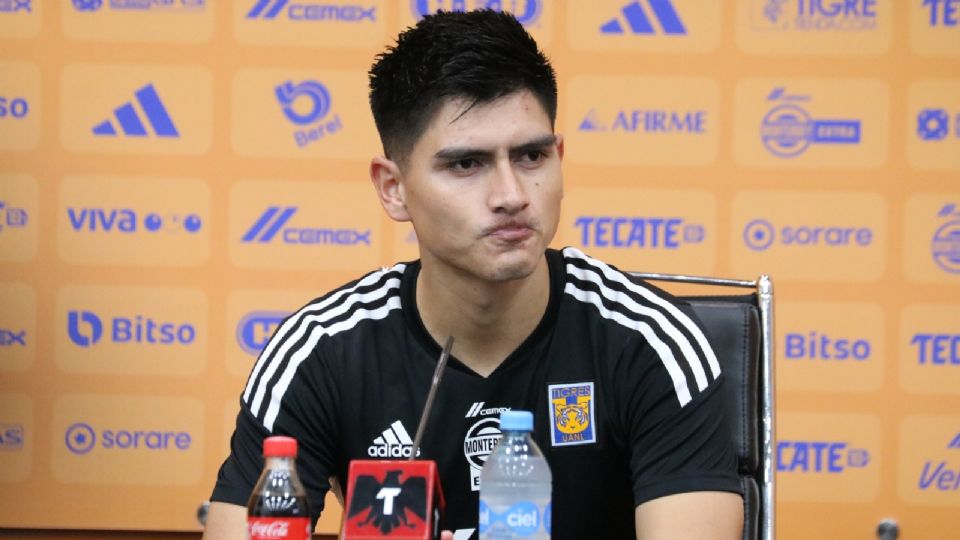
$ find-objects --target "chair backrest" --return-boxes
[630,272,775,540]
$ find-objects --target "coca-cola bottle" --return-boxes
[247,436,311,540]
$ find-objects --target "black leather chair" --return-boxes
[631,272,775,540]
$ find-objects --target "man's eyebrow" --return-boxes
[433,134,558,162]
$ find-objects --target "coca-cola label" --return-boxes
[247,517,310,540]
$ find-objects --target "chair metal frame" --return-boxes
[630,272,775,540]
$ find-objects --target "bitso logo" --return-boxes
[600,0,686,35]
[0,200,28,233]
[777,439,871,473]
[67,309,196,347]
[761,87,861,158]
[574,215,705,250]
[743,218,873,252]
[753,0,878,31]
[0,0,31,12]
[0,424,24,450]
[247,0,377,22]
[931,203,960,274]
[65,421,192,455]
[92,83,178,138]
[411,0,541,25]
[0,95,29,120]
[242,206,371,246]
[918,108,959,142]
[274,79,343,148]
[785,331,871,361]
[237,311,287,355]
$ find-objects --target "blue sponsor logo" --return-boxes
[931,204,960,274]
[923,0,959,27]
[412,1,541,25]
[0,424,24,450]
[0,327,26,347]
[917,108,959,142]
[242,206,372,246]
[743,218,873,251]
[0,0,31,13]
[761,87,861,158]
[0,96,29,119]
[755,0,877,31]
[237,311,287,356]
[918,432,960,492]
[578,108,707,134]
[274,79,344,148]
[0,201,29,232]
[65,421,191,455]
[777,440,870,473]
[247,0,376,21]
[73,0,205,11]
[66,207,202,234]
[67,310,196,347]
[600,0,686,35]
[92,83,179,138]
[575,216,705,250]
[785,331,871,361]
[911,333,960,365]
[478,500,543,537]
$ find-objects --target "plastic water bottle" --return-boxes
[479,410,552,539]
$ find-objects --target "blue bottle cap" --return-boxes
[499,410,533,431]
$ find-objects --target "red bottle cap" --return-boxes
[263,436,298,458]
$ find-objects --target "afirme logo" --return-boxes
[777,440,870,473]
[67,310,196,347]
[72,0,205,11]
[922,0,959,27]
[917,108,959,142]
[0,200,29,233]
[0,424,24,450]
[0,0,31,13]
[578,107,707,134]
[237,311,287,355]
[760,87,861,158]
[573,215,705,250]
[66,207,202,235]
[0,95,29,119]
[242,206,372,246]
[784,331,871,361]
[753,0,878,31]
[274,79,343,148]
[411,0,541,25]
[247,0,377,22]
[64,421,191,455]
[931,203,960,274]
[742,218,873,252]
[600,0,686,35]
[92,83,179,138]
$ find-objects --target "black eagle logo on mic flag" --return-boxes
[348,469,427,534]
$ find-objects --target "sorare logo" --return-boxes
[777,439,870,474]
[573,215,705,250]
[411,0,541,25]
[73,0,206,12]
[917,108,959,142]
[274,79,343,148]
[67,310,196,348]
[753,0,878,31]
[930,203,960,274]
[742,218,873,252]
[237,311,287,356]
[64,421,191,455]
[241,206,372,246]
[760,87,861,158]
[92,83,179,138]
[0,0,31,13]
[247,0,377,22]
[0,200,29,233]
[599,0,686,35]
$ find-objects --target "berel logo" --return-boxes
[600,0,686,35]
[274,79,343,148]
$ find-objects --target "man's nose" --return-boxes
[489,160,530,214]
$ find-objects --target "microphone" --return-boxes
[341,337,453,540]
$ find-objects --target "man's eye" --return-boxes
[450,158,481,171]
[519,150,546,163]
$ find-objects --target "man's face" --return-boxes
[399,90,564,283]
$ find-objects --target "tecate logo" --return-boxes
[575,216,704,249]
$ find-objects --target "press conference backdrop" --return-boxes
[0,1,958,538]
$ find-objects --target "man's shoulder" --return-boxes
[555,247,681,311]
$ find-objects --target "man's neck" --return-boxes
[415,255,551,377]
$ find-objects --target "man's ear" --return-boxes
[370,155,411,222]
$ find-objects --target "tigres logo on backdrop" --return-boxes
[548,382,596,446]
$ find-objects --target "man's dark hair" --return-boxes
[368,9,557,165]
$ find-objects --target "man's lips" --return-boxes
[486,223,534,241]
